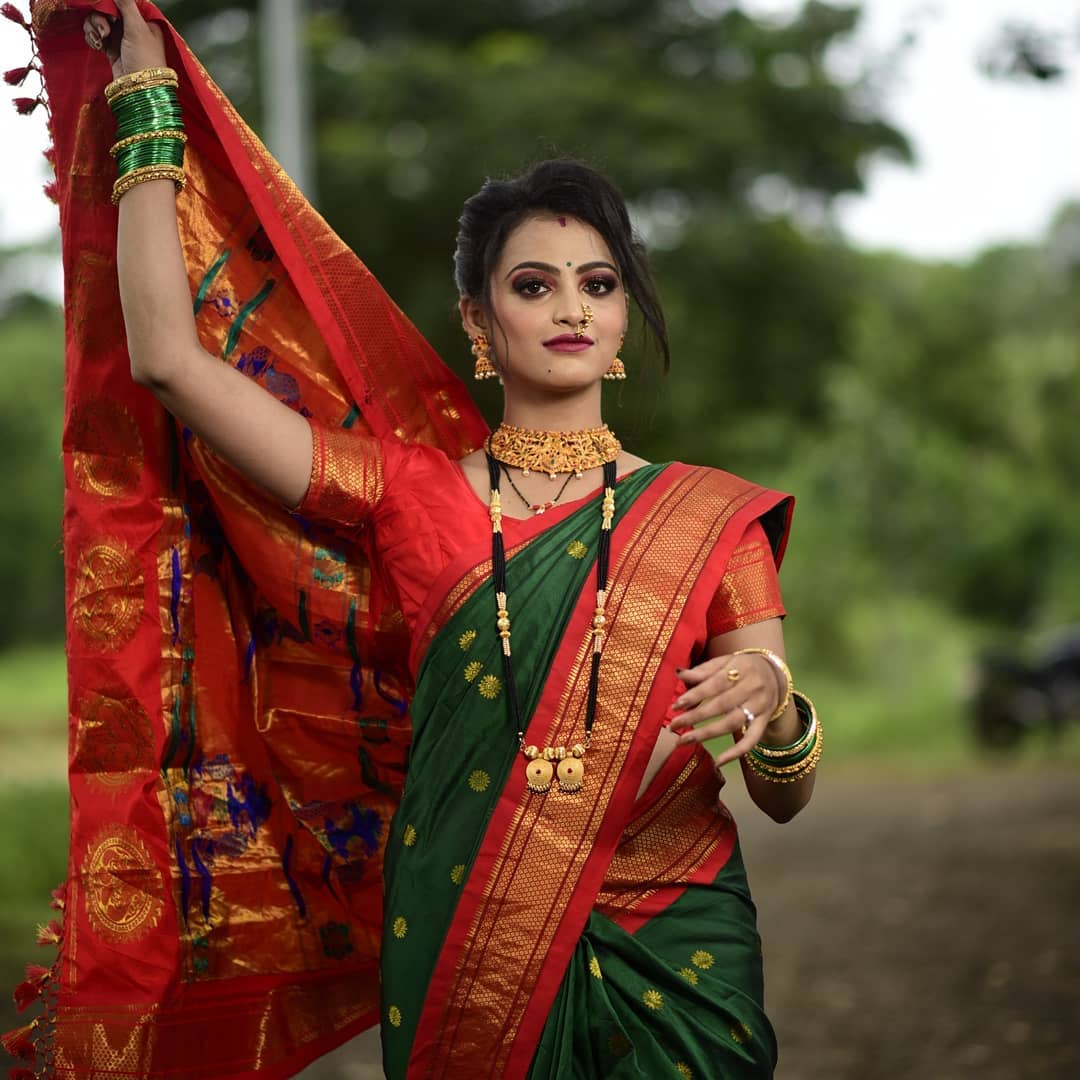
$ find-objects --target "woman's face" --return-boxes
[462,213,628,394]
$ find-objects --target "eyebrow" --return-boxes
[505,260,619,278]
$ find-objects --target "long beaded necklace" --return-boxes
[487,452,616,794]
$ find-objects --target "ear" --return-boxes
[459,295,488,339]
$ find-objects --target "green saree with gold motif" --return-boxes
[364,460,791,1078]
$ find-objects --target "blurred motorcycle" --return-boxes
[970,627,1080,748]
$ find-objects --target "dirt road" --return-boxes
[305,767,1080,1079]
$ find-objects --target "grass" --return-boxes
[0,643,68,787]
[0,782,68,1038]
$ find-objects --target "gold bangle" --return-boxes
[110,130,188,157]
[111,164,187,205]
[746,725,823,783]
[105,67,179,103]
[732,646,792,723]
[745,752,821,784]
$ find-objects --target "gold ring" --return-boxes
[726,668,741,683]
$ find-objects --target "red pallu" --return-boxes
[6,1,488,1075]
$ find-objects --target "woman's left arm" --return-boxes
[667,618,816,823]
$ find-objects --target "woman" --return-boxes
[8,2,816,1077]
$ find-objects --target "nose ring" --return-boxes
[574,303,594,339]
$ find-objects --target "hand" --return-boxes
[83,0,166,80]
[666,652,781,769]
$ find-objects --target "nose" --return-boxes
[554,296,593,336]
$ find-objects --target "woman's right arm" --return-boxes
[91,0,312,508]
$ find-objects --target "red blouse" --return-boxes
[297,423,784,640]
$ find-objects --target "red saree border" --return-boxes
[594,750,737,936]
[52,973,378,1079]
[408,464,789,1078]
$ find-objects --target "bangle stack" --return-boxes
[745,690,822,784]
[105,67,186,205]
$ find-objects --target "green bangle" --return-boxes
[116,137,186,178]
[754,690,816,755]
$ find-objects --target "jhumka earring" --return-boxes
[604,335,627,381]
[472,333,498,380]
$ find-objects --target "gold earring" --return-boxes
[472,334,498,380]
[604,335,627,380]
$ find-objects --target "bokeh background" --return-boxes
[1,1,1078,1077]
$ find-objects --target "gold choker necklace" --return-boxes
[487,423,621,480]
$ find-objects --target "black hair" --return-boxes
[453,159,670,371]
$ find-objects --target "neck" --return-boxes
[500,384,605,432]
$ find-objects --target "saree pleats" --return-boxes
[528,845,776,1080]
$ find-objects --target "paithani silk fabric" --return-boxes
[26,1,486,1076]
[387,462,791,1079]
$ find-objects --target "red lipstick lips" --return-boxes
[544,334,594,352]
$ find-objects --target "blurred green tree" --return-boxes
[0,280,64,645]
[161,0,910,446]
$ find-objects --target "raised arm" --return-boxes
[87,0,312,508]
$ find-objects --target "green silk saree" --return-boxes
[383,461,791,1078]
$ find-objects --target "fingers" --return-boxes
[669,662,769,732]
[83,13,110,50]
[670,692,769,745]
[712,722,763,770]
[114,0,143,22]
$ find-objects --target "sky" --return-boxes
[1,0,1079,265]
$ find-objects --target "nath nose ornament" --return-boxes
[574,303,594,339]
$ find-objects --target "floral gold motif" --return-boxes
[69,250,125,355]
[588,956,603,979]
[642,988,664,1010]
[690,950,715,970]
[450,864,466,885]
[70,400,144,499]
[463,661,483,683]
[392,916,408,939]
[402,824,417,847]
[730,1023,753,1045]
[467,770,490,793]
[458,629,477,651]
[72,541,144,650]
[566,540,589,560]
[675,1064,694,1079]
[388,1005,402,1028]
[83,825,163,944]
[72,692,155,791]
[678,966,700,985]
[477,674,501,700]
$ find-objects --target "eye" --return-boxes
[583,274,619,296]
[511,276,551,297]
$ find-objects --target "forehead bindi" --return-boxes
[497,215,615,276]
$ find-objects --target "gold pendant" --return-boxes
[557,757,584,793]
[526,758,554,794]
